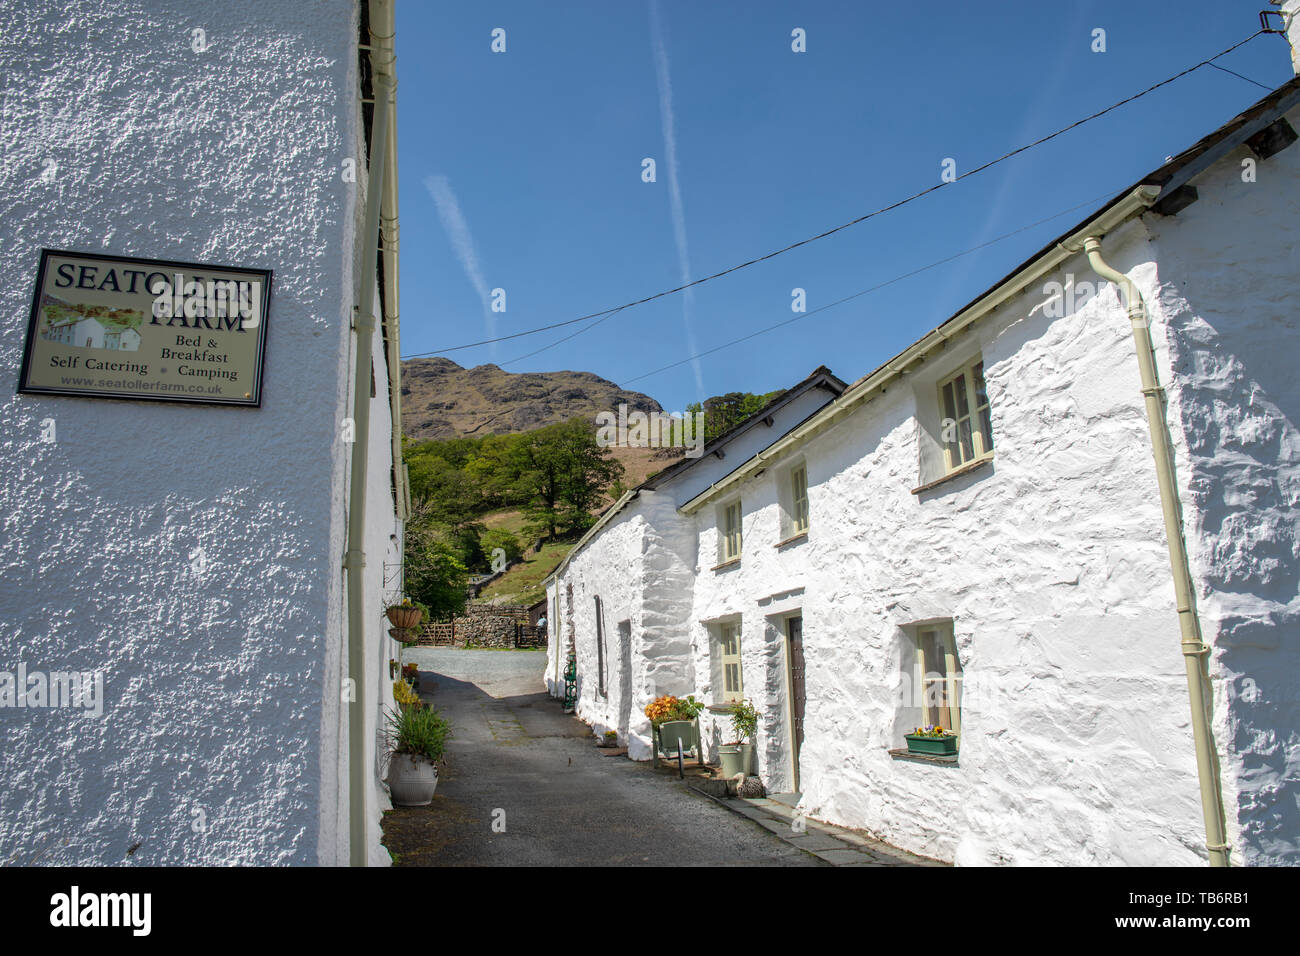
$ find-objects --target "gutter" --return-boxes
[680,184,1162,514]
[344,0,395,868]
[1082,236,1230,867]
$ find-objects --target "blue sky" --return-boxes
[394,1,1292,413]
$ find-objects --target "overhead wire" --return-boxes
[402,28,1270,361]
[619,188,1127,385]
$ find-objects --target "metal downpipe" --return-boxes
[1082,235,1230,867]
[345,0,395,868]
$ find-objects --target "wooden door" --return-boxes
[787,615,805,791]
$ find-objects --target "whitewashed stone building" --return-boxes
[548,78,1300,865]
[0,1,408,865]
[544,369,845,752]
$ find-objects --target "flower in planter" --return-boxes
[394,679,421,709]
[644,694,704,726]
[911,725,956,738]
[644,695,678,725]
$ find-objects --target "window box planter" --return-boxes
[904,733,958,757]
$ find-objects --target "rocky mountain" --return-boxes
[400,357,686,488]
[400,357,665,441]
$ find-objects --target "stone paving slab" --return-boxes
[686,782,949,868]
[786,832,850,852]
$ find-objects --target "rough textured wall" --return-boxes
[1150,107,1300,865]
[0,0,363,865]
[628,490,698,758]
[688,220,1217,865]
[551,506,645,744]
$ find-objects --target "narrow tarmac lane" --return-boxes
[381,648,822,866]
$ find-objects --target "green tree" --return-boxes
[480,527,523,568]
[685,389,786,444]
[511,419,623,539]
[403,499,469,620]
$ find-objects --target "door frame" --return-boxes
[782,612,804,793]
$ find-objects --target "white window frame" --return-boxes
[719,499,742,563]
[938,360,994,473]
[717,620,743,704]
[913,622,962,737]
[790,463,809,535]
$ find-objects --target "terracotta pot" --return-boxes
[387,606,423,629]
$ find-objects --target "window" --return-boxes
[913,623,962,737]
[790,464,809,535]
[718,621,742,703]
[938,361,993,472]
[594,596,608,698]
[720,500,742,563]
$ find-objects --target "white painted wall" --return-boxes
[1146,107,1300,865]
[681,136,1300,865]
[687,220,1212,865]
[0,0,398,866]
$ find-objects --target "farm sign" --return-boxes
[17,249,272,406]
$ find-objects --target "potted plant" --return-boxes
[905,725,958,756]
[384,700,451,806]
[719,698,760,776]
[386,597,424,630]
[646,694,704,757]
[597,730,619,749]
[386,597,429,645]
[401,662,420,692]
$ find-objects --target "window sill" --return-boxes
[706,703,739,714]
[711,558,741,572]
[887,747,959,766]
[774,531,808,549]
[911,454,993,495]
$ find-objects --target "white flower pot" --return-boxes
[387,753,439,806]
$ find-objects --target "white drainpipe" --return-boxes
[1082,236,1230,867]
[345,0,396,868]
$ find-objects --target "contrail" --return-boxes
[649,0,704,397]
[424,173,497,356]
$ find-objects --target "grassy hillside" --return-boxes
[399,355,780,615]
[477,537,574,606]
